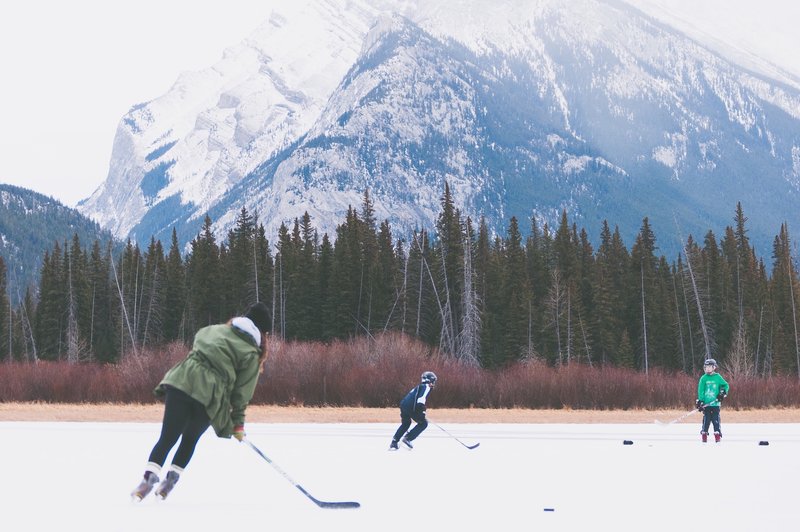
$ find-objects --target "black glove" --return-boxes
[414,403,427,416]
[717,390,727,402]
[695,399,704,411]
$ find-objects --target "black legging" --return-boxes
[393,410,428,442]
[148,386,211,469]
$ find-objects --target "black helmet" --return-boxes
[704,358,717,367]
[421,371,437,385]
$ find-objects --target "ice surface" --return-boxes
[1,421,796,531]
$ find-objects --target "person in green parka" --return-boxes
[131,302,270,501]
[695,358,730,443]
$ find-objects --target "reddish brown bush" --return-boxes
[2,333,800,409]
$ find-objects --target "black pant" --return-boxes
[701,406,721,435]
[148,386,210,470]
[393,410,428,442]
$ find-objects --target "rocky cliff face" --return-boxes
[78,0,800,257]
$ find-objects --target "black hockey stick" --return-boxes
[431,421,480,449]
[243,439,360,509]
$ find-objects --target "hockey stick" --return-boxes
[243,439,360,509]
[655,408,698,425]
[431,421,480,449]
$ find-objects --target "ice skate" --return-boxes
[714,432,721,443]
[155,470,180,500]
[131,472,158,501]
[389,439,399,451]
[701,432,708,443]
[401,436,413,450]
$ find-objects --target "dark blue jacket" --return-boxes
[400,383,432,416]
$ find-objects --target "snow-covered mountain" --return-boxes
[78,0,800,258]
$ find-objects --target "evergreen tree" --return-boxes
[554,211,576,282]
[88,241,118,362]
[117,239,145,354]
[727,203,765,374]
[547,211,579,364]
[630,218,658,372]
[293,212,319,340]
[65,234,91,362]
[329,207,370,338]
[575,228,596,365]
[318,233,335,339]
[434,182,465,355]
[703,230,734,364]
[0,256,8,361]
[254,223,274,316]
[186,215,222,330]
[392,237,409,334]
[501,216,530,363]
[594,223,629,366]
[34,243,65,360]
[476,217,500,366]
[458,217,481,365]
[652,256,680,369]
[618,329,635,369]
[224,207,258,317]
[525,217,550,362]
[140,238,166,347]
[273,222,292,339]
[163,229,186,342]
[407,228,439,346]
[351,191,379,336]
[770,223,800,376]
[374,219,398,332]
[675,255,699,371]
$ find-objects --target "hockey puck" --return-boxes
[759,440,769,446]
[623,440,634,445]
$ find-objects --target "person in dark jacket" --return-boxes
[389,371,437,450]
[130,302,270,501]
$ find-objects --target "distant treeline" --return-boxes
[0,184,798,378]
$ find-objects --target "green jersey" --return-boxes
[697,372,729,407]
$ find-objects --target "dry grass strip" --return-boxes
[2,403,800,423]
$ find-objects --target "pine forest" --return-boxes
[2,185,800,407]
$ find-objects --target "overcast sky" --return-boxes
[0,0,275,206]
[0,0,798,207]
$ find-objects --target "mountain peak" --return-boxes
[78,0,800,259]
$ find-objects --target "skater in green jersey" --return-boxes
[695,358,729,443]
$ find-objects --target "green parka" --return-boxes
[155,323,262,438]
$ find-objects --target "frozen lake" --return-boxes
[2,420,797,531]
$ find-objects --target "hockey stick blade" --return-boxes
[244,440,361,509]
[298,486,360,509]
[432,421,480,449]
[655,409,697,426]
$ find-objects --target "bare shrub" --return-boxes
[0,342,188,404]
[2,333,800,409]
[724,327,756,379]
[111,342,188,402]
[256,332,443,406]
